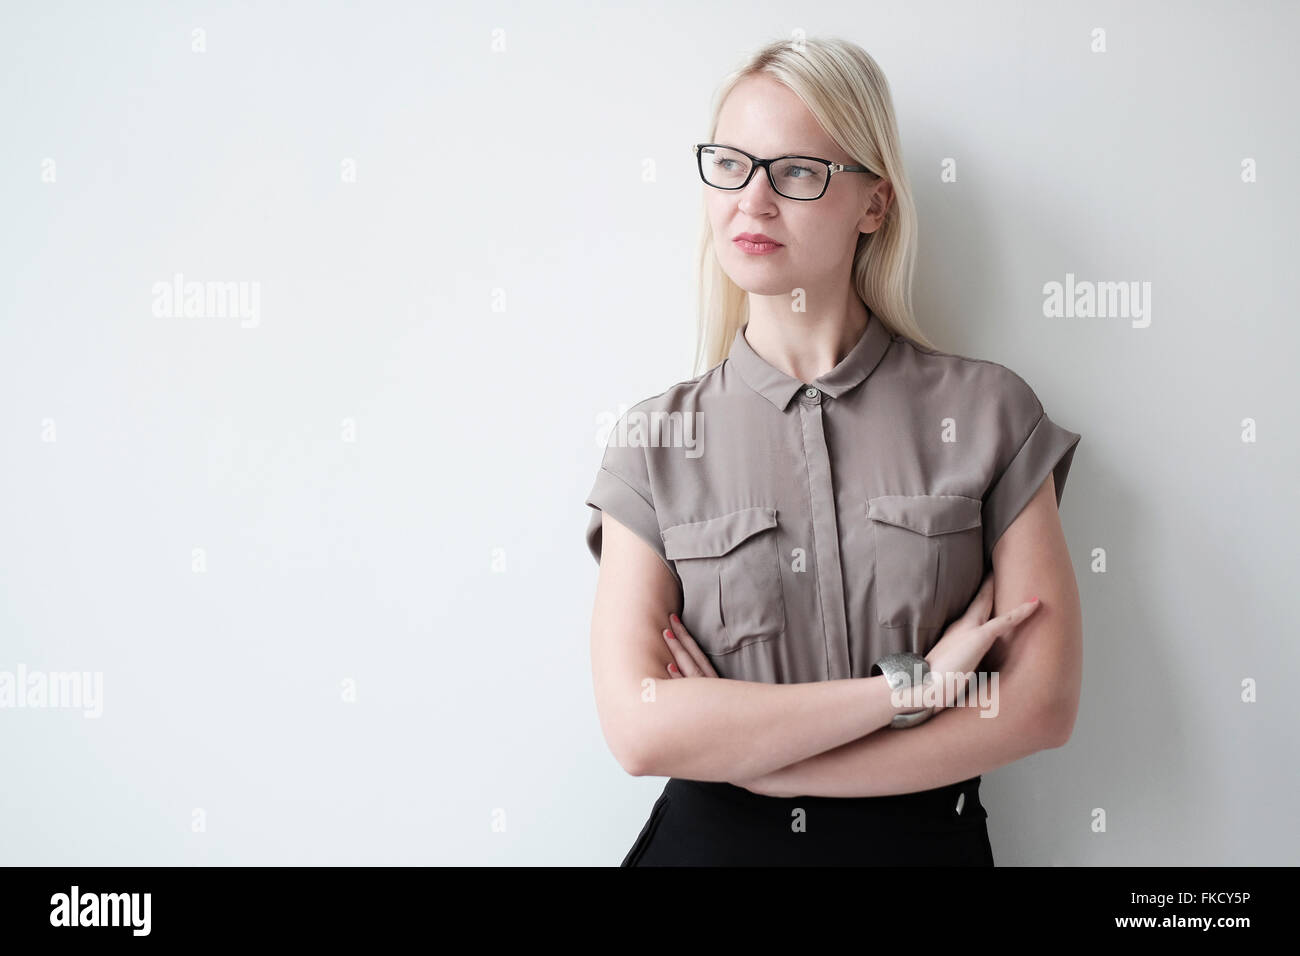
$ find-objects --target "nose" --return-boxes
[737,163,779,211]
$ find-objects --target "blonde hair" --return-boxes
[693,36,937,375]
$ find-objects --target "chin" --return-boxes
[723,259,791,292]
[726,273,795,297]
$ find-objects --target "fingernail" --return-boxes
[664,628,676,640]
[1031,596,1039,603]
[671,613,681,625]
[668,663,678,674]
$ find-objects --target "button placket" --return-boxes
[797,393,850,680]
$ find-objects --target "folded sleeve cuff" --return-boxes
[585,467,678,586]
[982,411,1081,563]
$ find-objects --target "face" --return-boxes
[705,74,892,299]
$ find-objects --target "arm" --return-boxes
[748,473,1084,797]
[591,511,909,781]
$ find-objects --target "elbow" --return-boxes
[608,723,661,778]
[620,741,660,778]
[596,672,668,777]
[613,740,645,777]
[608,734,650,777]
[1036,700,1077,750]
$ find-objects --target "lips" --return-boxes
[732,233,784,255]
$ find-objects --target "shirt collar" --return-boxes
[727,310,894,411]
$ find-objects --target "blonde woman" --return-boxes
[585,36,1083,866]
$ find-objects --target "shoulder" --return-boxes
[888,334,1045,422]
[609,364,723,420]
[597,365,720,467]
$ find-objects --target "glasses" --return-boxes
[693,143,874,201]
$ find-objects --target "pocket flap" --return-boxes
[662,507,778,560]
[867,495,982,536]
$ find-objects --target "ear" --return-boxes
[857,178,894,234]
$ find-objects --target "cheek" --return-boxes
[792,211,856,261]
[704,196,730,234]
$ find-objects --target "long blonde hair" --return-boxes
[693,36,937,376]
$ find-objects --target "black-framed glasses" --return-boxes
[693,142,874,201]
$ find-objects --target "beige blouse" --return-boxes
[584,312,1081,683]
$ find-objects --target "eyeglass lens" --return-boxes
[699,145,829,199]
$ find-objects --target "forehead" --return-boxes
[714,74,836,158]
[711,142,828,158]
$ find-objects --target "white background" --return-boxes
[1,1,1296,864]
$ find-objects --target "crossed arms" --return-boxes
[589,474,1082,798]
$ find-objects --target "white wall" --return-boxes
[1,0,1295,864]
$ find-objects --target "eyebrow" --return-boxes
[721,143,831,157]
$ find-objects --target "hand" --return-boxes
[923,572,1041,710]
[660,613,721,679]
[660,615,785,794]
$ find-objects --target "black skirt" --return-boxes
[622,775,994,866]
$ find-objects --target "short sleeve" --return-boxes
[584,413,676,583]
[981,372,1082,563]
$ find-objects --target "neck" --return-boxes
[743,289,870,384]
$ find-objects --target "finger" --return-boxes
[662,627,703,677]
[964,573,996,624]
[666,660,684,678]
[669,613,720,678]
[980,597,1041,639]
[978,574,996,615]
[950,573,995,635]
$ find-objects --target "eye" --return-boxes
[783,164,816,179]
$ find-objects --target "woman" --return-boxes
[584,36,1083,866]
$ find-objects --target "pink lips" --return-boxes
[733,232,784,255]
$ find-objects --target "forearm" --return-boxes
[750,667,1058,797]
[630,672,907,781]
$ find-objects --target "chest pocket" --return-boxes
[661,507,786,656]
[868,495,984,630]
